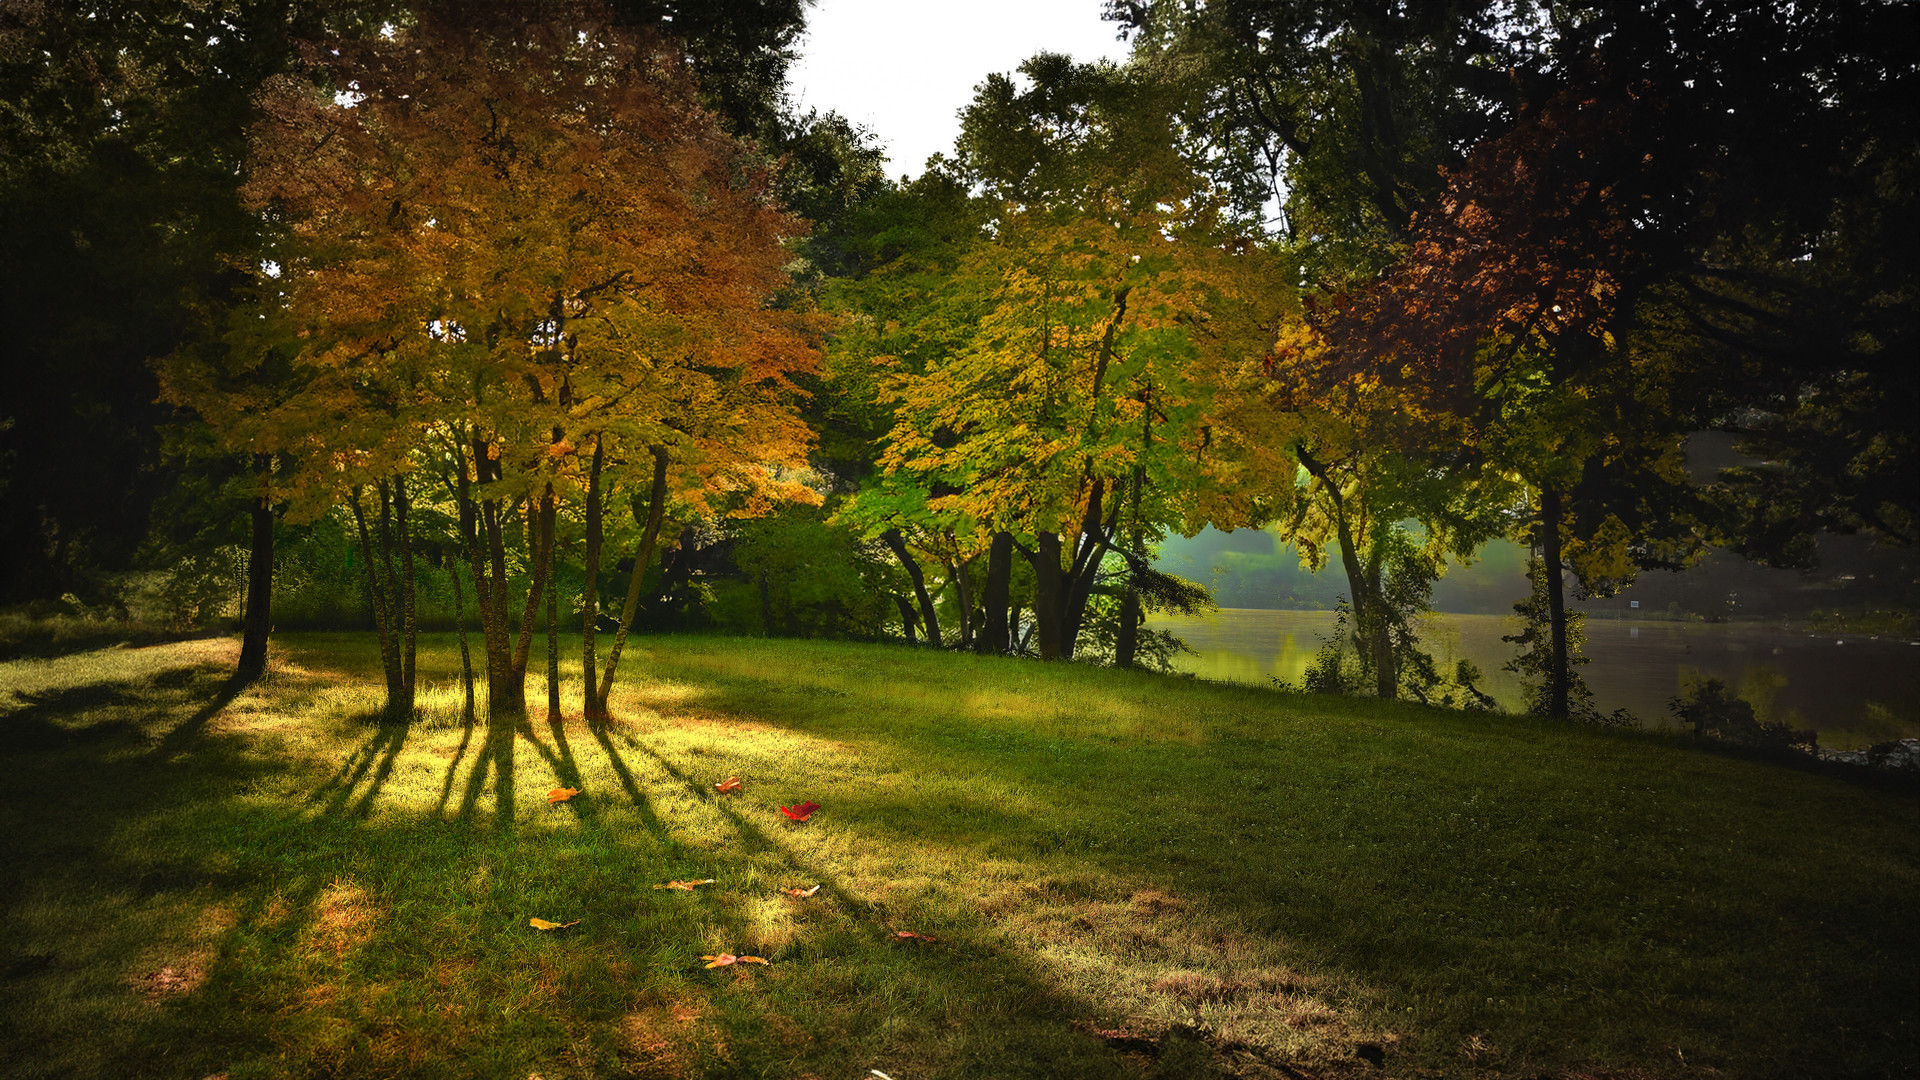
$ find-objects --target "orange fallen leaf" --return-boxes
[892,930,938,942]
[529,917,580,931]
[714,776,742,794]
[782,884,821,898]
[779,801,819,822]
[701,953,769,968]
[653,879,716,891]
[547,787,581,805]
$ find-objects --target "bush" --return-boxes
[1670,677,1817,753]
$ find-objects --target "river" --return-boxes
[1146,608,1920,749]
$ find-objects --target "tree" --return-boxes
[0,0,386,604]
[856,57,1293,661]
[221,3,817,718]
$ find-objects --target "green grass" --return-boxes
[0,633,1913,1080]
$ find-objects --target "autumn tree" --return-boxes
[850,57,1290,661]
[223,4,816,719]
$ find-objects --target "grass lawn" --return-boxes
[0,632,1913,1079]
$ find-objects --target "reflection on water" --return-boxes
[1147,608,1920,748]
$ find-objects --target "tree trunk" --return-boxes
[1302,446,1394,700]
[511,489,554,681]
[348,479,416,720]
[394,475,417,712]
[1031,530,1064,659]
[979,531,1012,655]
[237,453,274,680]
[1330,514,1395,699]
[594,445,670,716]
[545,511,561,722]
[1060,476,1115,659]
[580,436,604,717]
[948,549,974,649]
[881,528,941,648]
[1541,485,1571,720]
[450,561,475,721]
[894,595,919,644]
[1116,586,1141,668]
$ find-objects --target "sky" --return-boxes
[785,0,1133,181]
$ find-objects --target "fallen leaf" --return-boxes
[782,884,821,898]
[547,787,581,805]
[528,917,580,931]
[892,930,938,943]
[653,879,716,891]
[701,953,769,968]
[779,801,820,822]
[714,776,742,794]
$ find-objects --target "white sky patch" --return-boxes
[786,0,1131,181]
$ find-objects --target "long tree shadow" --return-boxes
[430,712,477,818]
[456,711,518,828]
[586,721,672,841]
[307,720,411,819]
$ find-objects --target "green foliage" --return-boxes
[1671,677,1818,754]
[727,504,894,639]
[1504,557,1595,721]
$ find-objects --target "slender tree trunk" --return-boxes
[594,446,670,716]
[1330,514,1394,699]
[348,486,399,700]
[511,489,554,680]
[979,531,1013,655]
[1541,486,1571,720]
[580,436,604,717]
[372,483,404,700]
[348,480,416,720]
[394,474,417,716]
[545,513,561,722]
[882,528,941,647]
[450,561,475,720]
[237,453,274,680]
[949,550,975,649]
[894,595,919,644]
[1116,586,1142,668]
[1301,447,1394,700]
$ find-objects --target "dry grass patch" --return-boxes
[301,878,381,963]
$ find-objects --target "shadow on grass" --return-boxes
[607,637,1920,1080]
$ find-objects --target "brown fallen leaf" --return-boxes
[782,884,821,898]
[701,953,769,968]
[547,787,581,805]
[528,917,580,931]
[892,930,938,943]
[714,776,742,794]
[653,879,717,891]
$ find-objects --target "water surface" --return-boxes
[1148,608,1920,748]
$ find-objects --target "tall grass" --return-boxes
[0,632,1912,1079]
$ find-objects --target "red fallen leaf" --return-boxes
[701,953,769,968]
[652,879,716,891]
[779,801,819,822]
[547,787,581,805]
[781,884,821,898]
[714,776,743,794]
[892,930,938,943]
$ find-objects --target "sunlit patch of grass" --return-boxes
[0,632,1913,1079]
